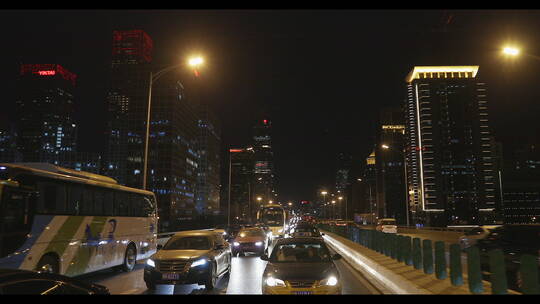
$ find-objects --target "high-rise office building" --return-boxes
[229,148,255,223]
[105,29,153,187]
[375,107,407,224]
[0,120,22,163]
[404,66,499,226]
[252,119,275,206]
[147,72,200,231]
[15,64,78,163]
[196,106,222,216]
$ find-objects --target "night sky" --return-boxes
[2,9,540,203]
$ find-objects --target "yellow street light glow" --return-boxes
[188,56,204,67]
[321,191,328,195]
[338,196,343,200]
[257,197,262,201]
[503,46,520,56]
[381,144,390,149]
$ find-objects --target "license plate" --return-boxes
[162,273,180,280]
[294,291,312,295]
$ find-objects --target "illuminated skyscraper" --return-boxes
[15,64,78,163]
[105,29,153,187]
[252,119,275,206]
[404,66,499,226]
[375,107,407,224]
[229,148,255,223]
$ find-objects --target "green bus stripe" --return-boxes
[65,216,108,276]
[42,216,86,270]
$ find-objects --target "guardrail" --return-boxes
[318,223,540,294]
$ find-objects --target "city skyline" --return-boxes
[1,10,540,204]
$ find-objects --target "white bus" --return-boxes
[0,163,158,276]
[257,204,288,238]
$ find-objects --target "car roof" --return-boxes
[172,230,217,237]
[274,237,325,245]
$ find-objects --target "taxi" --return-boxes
[260,237,342,294]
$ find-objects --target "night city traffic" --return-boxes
[0,9,539,296]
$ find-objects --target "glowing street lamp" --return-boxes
[502,46,520,56]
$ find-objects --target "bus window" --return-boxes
[103,191,114,216]
[66,184,82,215]
[143,196,155,216]
[1,187,35,258]
[80,187,94,216]
[131,194,142,217]
[37,182,66,214]
[114,191,129,216]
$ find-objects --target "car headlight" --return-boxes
[266,277,286,287]
[233,242,240,247]
[320,276,339,286]
[255,241,263,246]
[190,258,207,268]
[146,259,155,267]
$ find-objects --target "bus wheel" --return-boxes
[36,254,59,274]
[121,244,137,272]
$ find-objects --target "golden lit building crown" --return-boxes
[405,66,479,83]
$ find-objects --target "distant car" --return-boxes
[261,237,342,295]
[376,218,397,234]
[476,224,540,292]
[232,227,269,257]
[144,230,232,290]
[459,226,500,250]
[289,223,323,238]
[334,220,348,227]
[0,269,110,295]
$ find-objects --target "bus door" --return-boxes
[0,185,36,259]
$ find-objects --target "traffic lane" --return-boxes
[77,262,148,295]
[226,254,267,294]
[328,247,380,294]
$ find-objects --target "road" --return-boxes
[77,239,379,295]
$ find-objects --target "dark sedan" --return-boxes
[0,269,109,295]
[260,237,342,295]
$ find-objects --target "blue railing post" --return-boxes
[466,246,484,294]
[488,249,507,294]
[449,244,463,286]
[413,237,422,270]
[422,239,434,274]
[434,241,447,280]
[404,236,413,266]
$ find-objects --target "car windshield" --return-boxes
[164,236,212,250]
[271,243,330,262]
[238,229,265,237]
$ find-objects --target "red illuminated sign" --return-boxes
[263,119,268,125]
[20,64,77,86]
[229,149,243,153]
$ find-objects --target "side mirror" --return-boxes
[321,233,325,236]
[157,244,163,250]
[332,254,342,260]
[260,254,269,261]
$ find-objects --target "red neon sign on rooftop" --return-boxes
[20,64,77,86]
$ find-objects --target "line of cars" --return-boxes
[259,218,343,294]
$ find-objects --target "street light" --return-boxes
[142,55,205,190]
[502,46,520,56]
[321,191,328,219]
[331,200,336,220]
